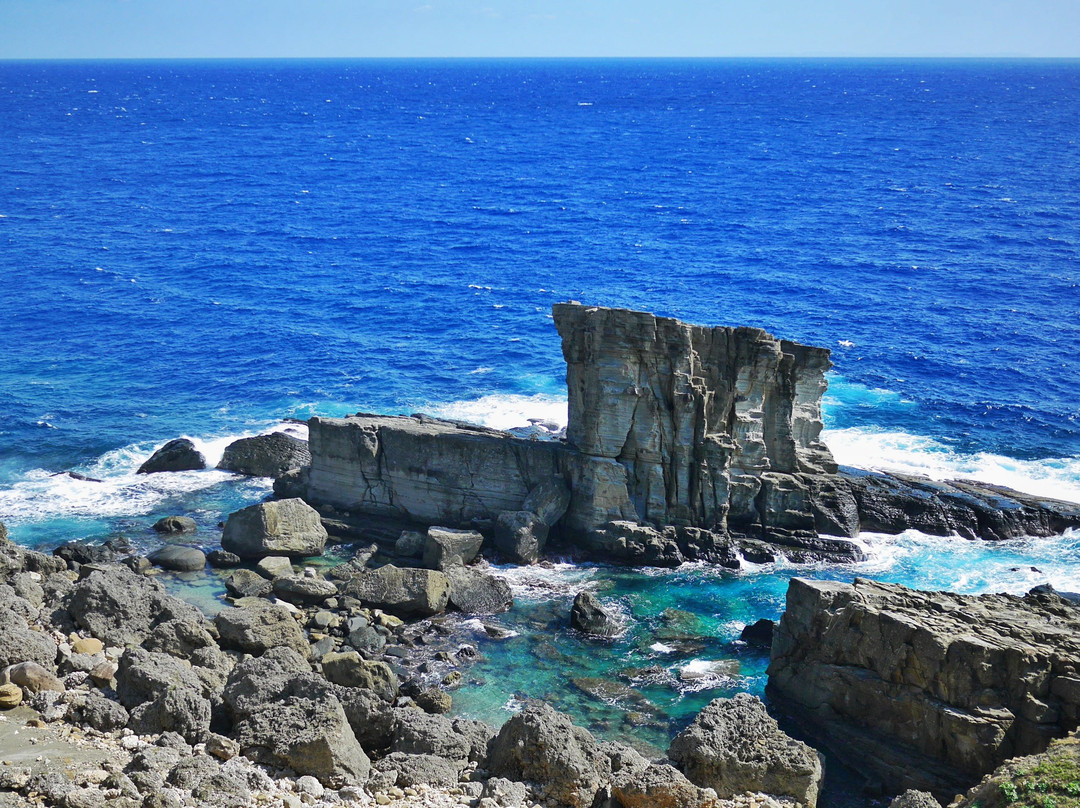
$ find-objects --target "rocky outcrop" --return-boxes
[137,438,206,474]
[767,578,1080,798]
[221,498,327,559]
[570,591,622,638]
[949,731,1080,808]
[668,693,824,806]
[218,432,311,479]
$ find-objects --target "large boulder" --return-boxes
[321,652,399,702]
[422,526,483,570]
[611,762,722,808]
[0,611,56,670]
[390,708,473,763]
[66,565,206,648]
[668,693,823,807]
[570,591,622,638]
[487,702,613,808]
[339,565,450,617]
[217,432,311,479]
[137,438,206,474]
[221,498,327,559]
[445,566,513,614]
[214,599,310,658]
[1,661,64,694]
[148,544,206,572]
[116,647,211,743]
[272,575,337,606]
[493,510,550,565]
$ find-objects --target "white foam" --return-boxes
[823,426,1080,505]
[488,561,596,601]
[425,393,567,433]
[649,642,675,654]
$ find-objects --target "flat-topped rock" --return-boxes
[768,577,1080,798]
[221,498,327,559]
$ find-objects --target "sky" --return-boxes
[1,0,1079,60]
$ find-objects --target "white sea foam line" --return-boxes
[425,393,568,432]
[823,426,1080,505]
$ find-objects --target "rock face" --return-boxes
[221,498,327,559]
[668,693,824,806]
[137,438,206,474]
[767,578,1080,798]
[295,304,1080,566]
[217,432,311,479]
[949,732,1080,808]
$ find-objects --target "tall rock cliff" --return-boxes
[553,302,836,535]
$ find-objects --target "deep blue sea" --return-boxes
[2,58,1079,794]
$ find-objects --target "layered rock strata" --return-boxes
[767,578,1080,798]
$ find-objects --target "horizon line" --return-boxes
[4,54,1080,63]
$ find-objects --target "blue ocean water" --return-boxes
[2,59,1080,785]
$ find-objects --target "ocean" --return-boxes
[2,57,1079,790]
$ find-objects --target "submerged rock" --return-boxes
[221,498,327,559]
[137,438,206,474]
[152,516,197,534]
[217,432,311,479]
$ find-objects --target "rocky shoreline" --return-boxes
[3,304,1079,808]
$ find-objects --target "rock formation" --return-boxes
[218,431,311,479]
[294,303,1079,565]
[767,578,1080,798]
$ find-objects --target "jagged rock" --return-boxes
[570,591,622,638]
[481,777,530,807]
[221,498,327,559]
[214,600,310,658]
[891,791,942,808]
[148,545,206,572]
[206,734,241,761]
[768,578,1080,798]
[0,610,56,670]
[584,521,685,567]
[391,707,473,762]
[336,685,399,751]
[668,693,823,807]
[321,651,399,701]
[153,516,198,534]
[165,756,252,807]
[611,762,722,808]
[53,540,116,568]
[272,575,337,605]
[116,648,211,742]
[338,564,450,617]
[217,432,311,479]
[374,751,461,788]
[423,526,483,570]
[137,438,206,474]
[949,732,1080,808]
[487,702,613,808]
[493,510,550,564]
[67,565,206,647]
[1,661,64,693]
[413,687,452,714]
[142,614,218,659]
[225,568,272,598]
[79,689,129,732]
[740,618,775,648]
[445,566,513,614]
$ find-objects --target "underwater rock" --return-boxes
[768,577,1080,798]
[668,693,823,807]
[152,516,197,534]
[217,431,311,479]
[137,438,206,474]
[221,498,327,559]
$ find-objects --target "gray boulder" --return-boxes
[67,565,205,648]
[321,652,399,702]
[611,762,722,808]
[116,648,212,743]
[256,555,294,578]
[0,610,55,670]
[487,701,612,808]
[522,476,572,526]
[391,708,472,762]
[335,685,399,752]
[423,526,483,570]
[493,510,549,565]
[148,545,206,572]
[272,575,337,606]
[394,530,426,558]
[570,591,622,638]
[445,566,513,614]
[1,661,63,693]
[225,568,272,598]
[137,438,207,474]
[221,498,327,559]
[80,689,129,732]
[206,549,242,568]
[153,516,198,534]
[339,564,450,617]
[217,432,311,479]
[214,599,310,658]
[668,693,823,807]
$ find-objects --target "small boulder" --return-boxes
[152,516,197,534]
[394,530,426,558]
[890,790,942,808]
[0,683,22,709]
[739,618,775,648]
[1,661,64,694]
[339,564,450,617]
[256,555,294,579]
[570,591,622,638]
[375,752,461,788]
[668,693,824,807]
[206,549,242,568]
[217,432,311,479]
[225,568,273,598]
[611,762,722,808]
[272,575,337,606]
[137,438,206,474]
[221,498,327,559]
[148,545,206,572]
[0,611,56,670]
[215,599,310,658]
[445,566,513,614]
[423,527,484,570]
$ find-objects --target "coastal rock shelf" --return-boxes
[296,303,1080,564]
[767,578,1080,798]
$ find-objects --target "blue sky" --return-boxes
[2,0,1078,59]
